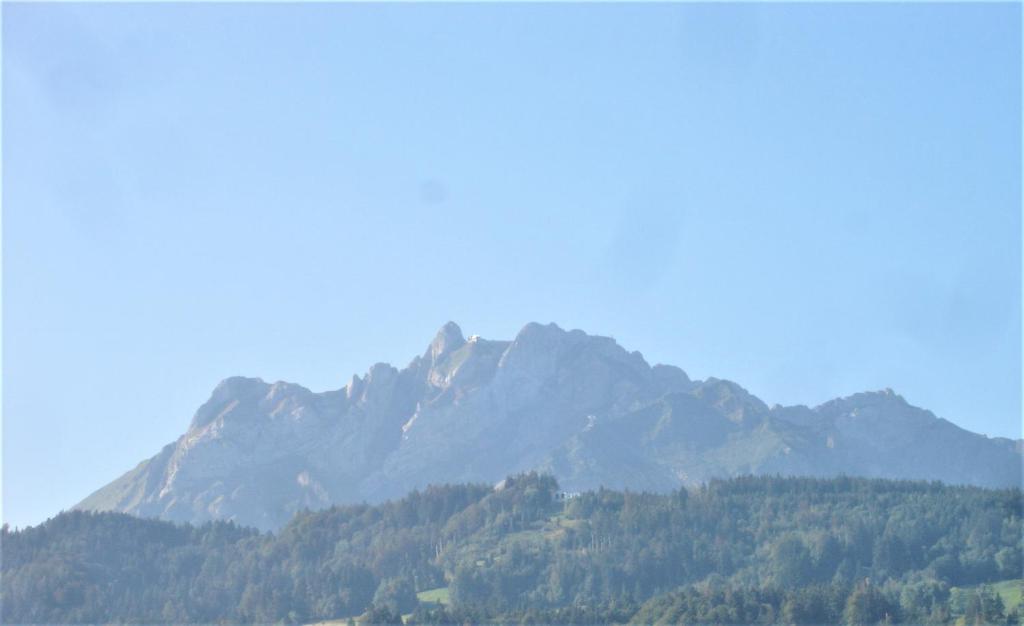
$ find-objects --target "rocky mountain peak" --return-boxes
[692,378,769,424]
[75,322,1023,531]
[346,374,364,400]
[359,363,400,406]
[651,364,692,391]
[816,389,910,417]
[189,376,270,430]
[429,321,466,363]
[497,322,568,372]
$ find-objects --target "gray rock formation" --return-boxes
[75,322,1023,530]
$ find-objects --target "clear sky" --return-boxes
[3,3,1020,529]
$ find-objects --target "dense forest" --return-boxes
[2,474,1021,624]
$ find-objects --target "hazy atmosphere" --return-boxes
[3,1,1020,534]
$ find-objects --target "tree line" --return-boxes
[2,473,1021,624]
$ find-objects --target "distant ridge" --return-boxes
[76,321,1023,530]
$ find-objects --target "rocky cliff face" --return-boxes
[75,322,1023,530]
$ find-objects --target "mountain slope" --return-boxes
[75,322,1023,530]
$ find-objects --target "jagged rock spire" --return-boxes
[429,321,466,362]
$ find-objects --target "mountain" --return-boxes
[74,322,1023,530]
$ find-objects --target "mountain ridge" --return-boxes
[75,321,1023,530]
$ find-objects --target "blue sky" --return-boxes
[3,3,1020,529]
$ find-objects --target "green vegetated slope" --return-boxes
[3,474,1022,625]
[416,587,450,606]
[989,579,1024,610]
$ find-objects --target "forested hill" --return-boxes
[4,475,1022,625]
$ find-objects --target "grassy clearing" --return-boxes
[416,586,450,606]
[307,585,453,625]
[951,579,1023,611]
[987,579,1022,610]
